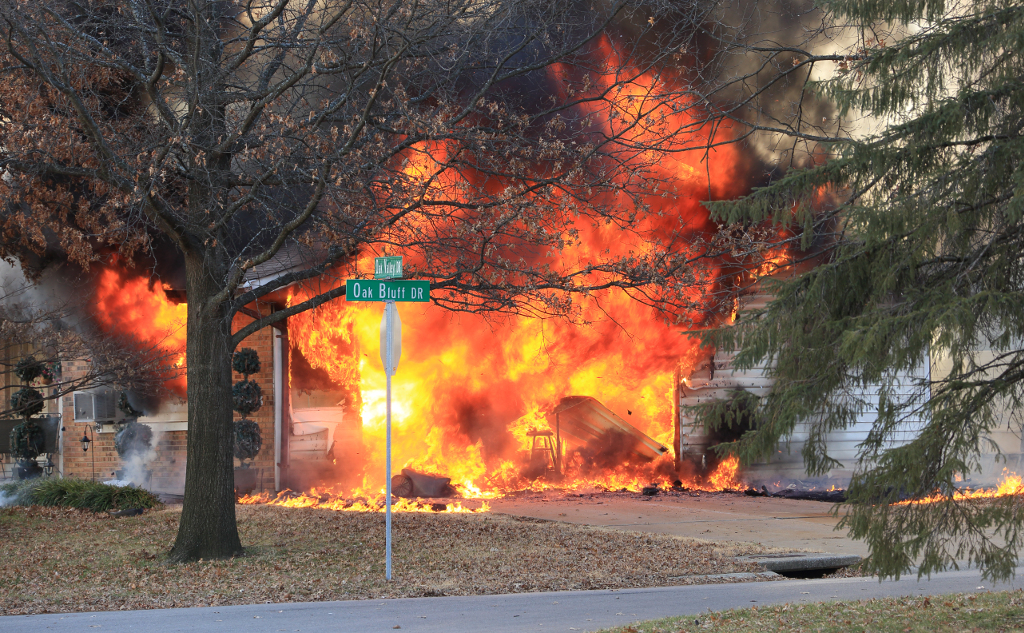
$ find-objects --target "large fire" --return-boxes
[278,35,750,500]
[86,32,753,505]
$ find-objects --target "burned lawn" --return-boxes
[1,503,774,615]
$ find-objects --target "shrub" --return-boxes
[114,421,153,458]
[9,419,44,460]
[231,349,262,464]
[232,380,262,416]
[117,391,143,417]
[233,419,262,462]
[232,348,261,377]
[13,357,45,383]
[0,478,161,512]
[10,386,44,417]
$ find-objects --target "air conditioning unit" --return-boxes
[73,390,117,423]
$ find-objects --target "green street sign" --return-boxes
[374,256,403,279]
[346,279,430,302]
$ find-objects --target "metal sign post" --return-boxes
[386,302,392,581]
[348,256,428,581]
[380,299,401,580]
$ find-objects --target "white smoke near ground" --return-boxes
[112,423,188,495]
[0,489,14,507]
[156,438,188,495]
[109,425,163,490]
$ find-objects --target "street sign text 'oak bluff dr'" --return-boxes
[346,279,429,302]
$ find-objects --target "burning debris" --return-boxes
[739,469,1024,505]
[551,396,670,465]
[391,468,457,498]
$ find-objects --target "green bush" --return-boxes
[232,379,262,416]
[0,481,27,504]
[233,418,262,462]
[10,386,44,417]
[232,348,261,377]
[0,478,161,512]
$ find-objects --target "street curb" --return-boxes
[668,571,781,581]
[735,552,862,573]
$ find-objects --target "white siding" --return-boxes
[679,293,932,484]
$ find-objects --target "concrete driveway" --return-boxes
[489,490,865,556]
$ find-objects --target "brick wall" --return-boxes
[149,430,188,491]
[59,359,115,481]
[60,422,118,481]
[232,311,277,488]
[56,311,279,494]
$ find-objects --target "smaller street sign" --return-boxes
[346,279,430,302]
[374,256,403,279]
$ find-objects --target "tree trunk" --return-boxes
[169,253,242,562]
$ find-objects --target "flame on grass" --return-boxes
[897,470,1024,505]
[239,488,490,513]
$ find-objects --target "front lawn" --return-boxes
[1,504,777,614]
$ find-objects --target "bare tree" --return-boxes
[0,0,797,560]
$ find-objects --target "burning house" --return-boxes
[16,250,746,497]
[20,246,737,497]
[18,267,1016,501]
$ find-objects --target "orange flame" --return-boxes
[280,39,758,498]
[238,488,489,513]
[897,469,1024,505]
[706,456,742,491]
[91,37,770,500]
[91,267,187,395]
[287,282,710,496]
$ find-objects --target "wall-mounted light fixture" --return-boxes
[79,426,95,481]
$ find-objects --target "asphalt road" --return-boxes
[2,569,1019,633]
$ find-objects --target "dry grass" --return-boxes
[0,503,778,615]
[598,591,1024,633]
